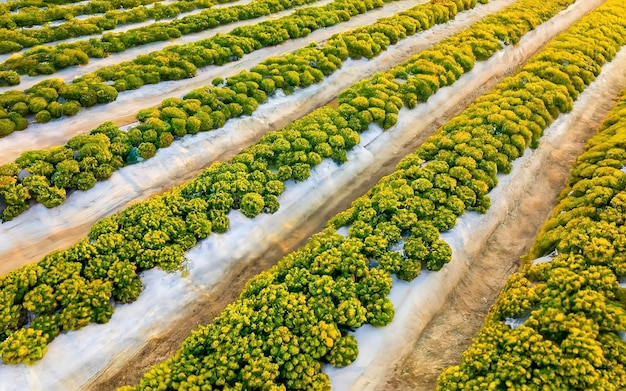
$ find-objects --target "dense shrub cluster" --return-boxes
[437,1,626,389]
[0,70,19,86]
[0,77,118,139]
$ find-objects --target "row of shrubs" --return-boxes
[0,0,496,221]
[0,0,163,30]
[118,0,626,388]
[0,0,308,59]
[437,1,626,390]
[2,0,392,79]
[0,0,402,137]
[3,0,87,9]
[0,0,582,369]
[0,79,118,139]
[0,0,89,16]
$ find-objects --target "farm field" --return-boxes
[1,0,626,389]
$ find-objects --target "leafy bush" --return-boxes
[0,71,19,86]
[239,192,265,217]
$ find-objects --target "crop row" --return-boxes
[0,0,494,221]
[435,3,626,391]
[0,0,85,16]
[0,0,304,62]
[0,0,163,30]
[0,0,147,17]
[116,0,626,388]
[1,0,392,80]
[0,0,402,134]
[0,0,582,368]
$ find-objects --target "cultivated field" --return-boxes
[1,0,625,389]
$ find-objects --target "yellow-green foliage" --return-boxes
[437,2,626,388]
[0,0,587,380]
[120,0,601,388]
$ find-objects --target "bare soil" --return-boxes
[110,114,138,127]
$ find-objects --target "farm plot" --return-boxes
[0,0,551,270]
[112,2,623,389]
[1,0,625,389]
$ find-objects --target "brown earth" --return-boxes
[110,114,138,127]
